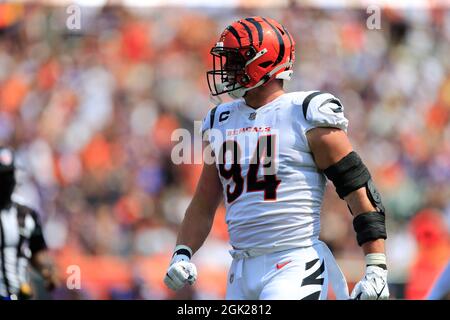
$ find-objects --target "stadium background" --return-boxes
[0,0,449,299]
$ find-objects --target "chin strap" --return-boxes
[227,60,293,99]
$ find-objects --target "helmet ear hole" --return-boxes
[245,47,257,59]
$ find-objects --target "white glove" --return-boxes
[351,263,389,300]
[164,245,198,291]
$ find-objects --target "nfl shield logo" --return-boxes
[249,112,256,120]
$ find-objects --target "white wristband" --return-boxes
[171,245,193,264]
[174,245,193,257]
[365,253,386,266]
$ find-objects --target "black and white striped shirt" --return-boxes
[0,202,47,298]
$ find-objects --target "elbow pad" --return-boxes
[323,151,385,213]
[323,151,387,246]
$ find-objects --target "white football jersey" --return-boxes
[202,91,349,250]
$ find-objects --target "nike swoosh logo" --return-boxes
[375,282,386,299]
[329,105,343,113]
[276,260,292,270]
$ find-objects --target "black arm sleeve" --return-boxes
[29,210,47,254]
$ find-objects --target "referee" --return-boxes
[0,147,58,300]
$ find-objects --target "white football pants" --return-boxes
[225,241,349,300]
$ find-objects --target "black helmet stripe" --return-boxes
[281,24,293,62]
[245,18,263,46]
[226,25,242,47]
[262,17,285,66]
[238,20,253,45]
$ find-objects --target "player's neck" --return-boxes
[244,83,285,109]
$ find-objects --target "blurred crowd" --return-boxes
[0,3,449,299]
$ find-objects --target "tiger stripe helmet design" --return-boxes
[207,16,296,100]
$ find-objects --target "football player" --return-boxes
[0,147,59,300]
[164,16,389,300]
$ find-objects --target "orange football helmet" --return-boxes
[207,16,296,99]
